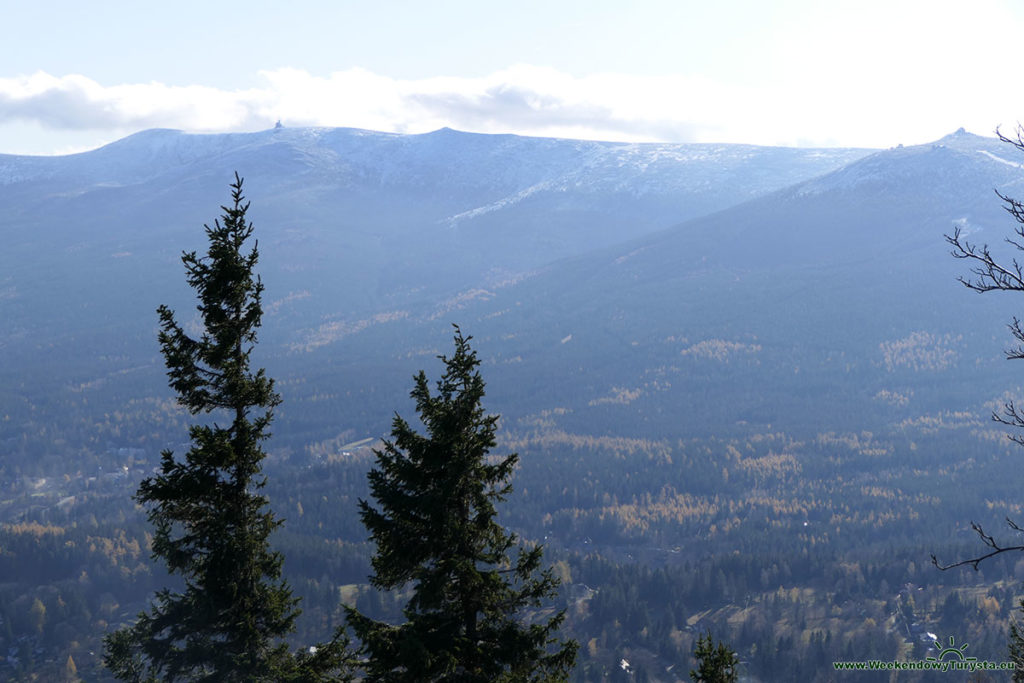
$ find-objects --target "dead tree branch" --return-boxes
[938,124,1024,572]
[933,519,1024,571]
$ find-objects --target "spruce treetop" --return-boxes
[348,325,577,682]
[104,174,349,682]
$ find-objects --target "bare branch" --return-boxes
[946,227,1024,293]
[932,519,1024,571]
[996,124,1024,154]
[939,128,1024,575]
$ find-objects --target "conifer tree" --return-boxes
[347,326,577,682]
[103,174,347,682]
[1010,620,1024,682]
[690,632,738,683]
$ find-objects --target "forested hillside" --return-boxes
[1,126,1023,680]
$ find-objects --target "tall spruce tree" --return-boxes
[346,326,577,682]
[689,632,739,683]
[104,175,343,682]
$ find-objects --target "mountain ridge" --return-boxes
[1,124,1020,458]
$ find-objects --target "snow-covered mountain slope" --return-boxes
[0,125,871,192]
[0,126,876,330]
[0,125,871,219]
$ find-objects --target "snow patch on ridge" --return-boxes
[978,150,1024,169]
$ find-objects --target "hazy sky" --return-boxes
[4,0,1024,155]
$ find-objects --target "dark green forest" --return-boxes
[1,404,1022,680]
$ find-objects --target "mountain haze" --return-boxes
[1,126,873,304]
[0,125,877,456]
[3,125,1024,484]
[429,130,1023,437]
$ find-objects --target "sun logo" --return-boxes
[926,635,977,662]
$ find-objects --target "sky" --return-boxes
[4,0,1024,155]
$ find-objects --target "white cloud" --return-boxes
[0,72,270,131]
[0,63,1015,150]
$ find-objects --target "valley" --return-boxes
[1,126,1023,680]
